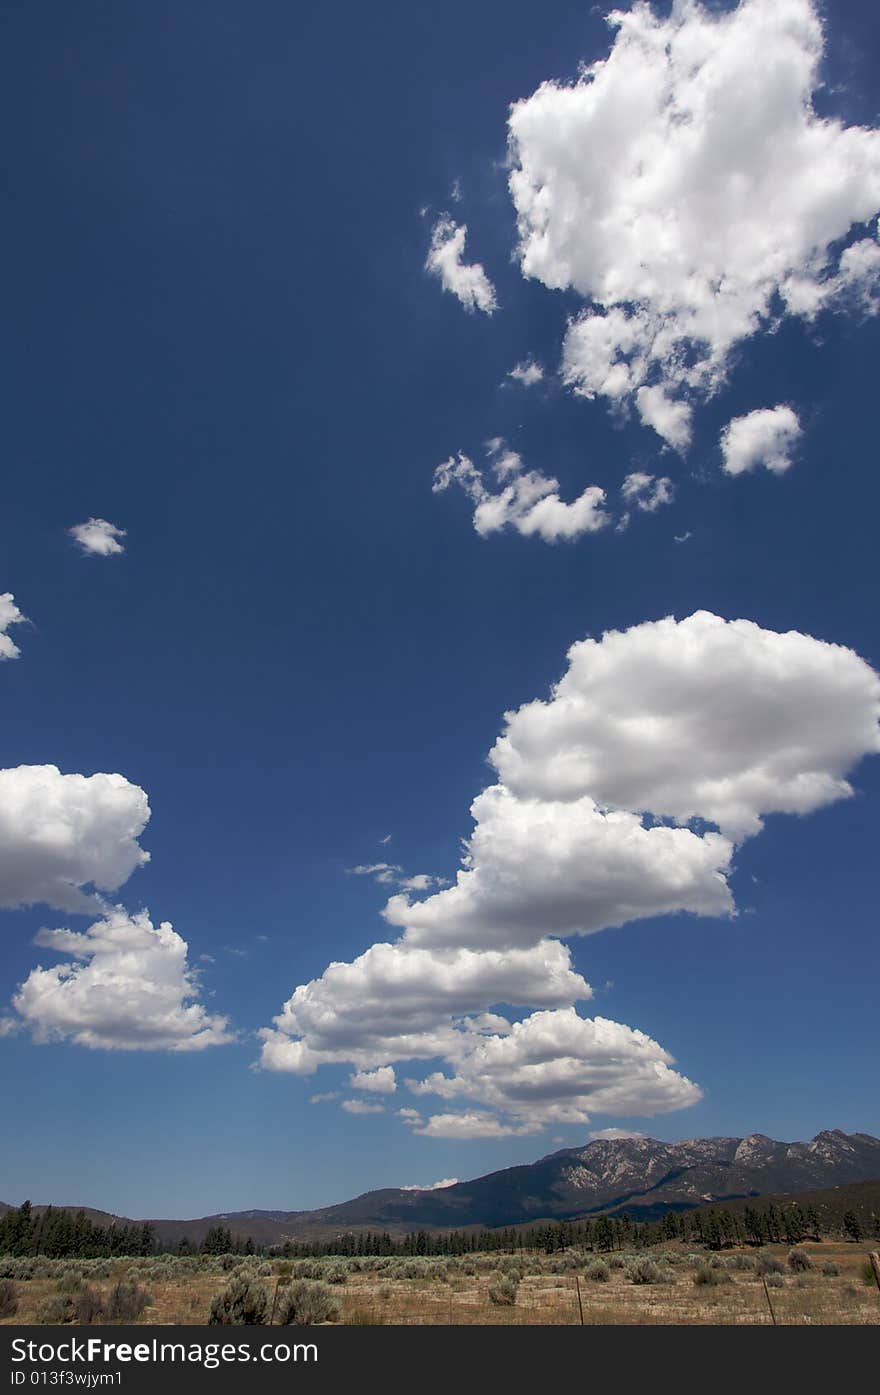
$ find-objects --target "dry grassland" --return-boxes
[1,1242,877,1326]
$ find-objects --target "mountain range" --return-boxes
[6,1128,878,1245]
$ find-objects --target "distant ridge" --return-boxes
[5,1129,879,1245]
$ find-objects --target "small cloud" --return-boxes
[425,216,497,315]
[621,472,675,514]
[400,1177,459,1191]
[0,593,28,662]
[450,178,462,203]
[68,518,126,557]
[507,359,544,388]
[397,1107,423,1123]
[350,1065,397,1094]
[341,1099,386,1116]
[0,1016,21,1038]
[348,862,402,885]
[720,405,802,476]
[309,1091,339,1105]
[198,953,216,964]
[674,531,693,544]
[380,834,393,846]
[434,441,609,544]
[588,1127,646,1141]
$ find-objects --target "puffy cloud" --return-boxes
[400,1177,459,1190]
[259,938,591,1074]
[425,216,497,315]
[433,444,609,543]
[405,1009,702,1134]
[11,907,233,1051]
[351,1065,397,1094]
[720,405,802,476]
[341,1099,386,1115]
[68,518,126,556]
[410,1112,533,1139]
[490,611,880,839]
[386,784,733,951]
[507,359,544,387]
[507,0,880,441]
[0,765,151,912]
[0,594,27,661]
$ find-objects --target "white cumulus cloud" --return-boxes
[260,610,879,1137]
[720,405,802,476]
[68,518,126,556]
[425,216,497,315]
[405,1009,702,1135]
[350,1065,397,1094]
[341,1099,386,1116]
[0,594,27,661]
[0,765,151,912]
[489,611,880,839]
[11,907,233,1051]
[433,443,609,543]
[507,0,880,443]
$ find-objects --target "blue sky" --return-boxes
[1,0,879,1218]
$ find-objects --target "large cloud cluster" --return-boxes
[507,0,880,445]
[261,612,879,1136]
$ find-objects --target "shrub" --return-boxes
[607,1254,626,1269]
[586,1260,610,1283]
[277,1280,341,1326]
[860,1259,877,1287]
[487,1274,518,1306]
[322,1263,347,1285]
[0,1280,18,1319]
[755,1254,784,1276]
[764,1272,785,1289]
[787,1248,813,1273]
[208,1275,270,1325]
[34,1296,76,1325]
[105,1281,152,1322]
[725,1254,754,1271]
[346,1307,385,1325]
[74,1286,106,1324]
[821,1261,839,1277]
[626,1257,660,1285]
[55,1268,85,1294]
[693,1263,730,1286]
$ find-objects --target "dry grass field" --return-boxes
[1,1242,878,1326]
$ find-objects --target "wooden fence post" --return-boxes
[761,1275,777,1326]
[869,1252,880,1294]
[575,1273,585,1326]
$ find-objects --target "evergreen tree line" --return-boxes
[2,1195,877,1260]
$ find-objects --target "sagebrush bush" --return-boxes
[860,1259,876,1286]
[487,1274,518,1306]
[755,1254,784,1276]
[208,1275,270,1325]
[693,1263,730,1287]
[322,1263,348,1285]
[586,1260,610,1282]
[787,1248,813,1273]
[725,1254,754,1271]
[106,1281,152,1322]
[0,1280,18,1319]
[821,1261,839,1277]
[764,1272,785,1289]
[74,1286,105,1324]
[277,1280,341,1325]
[34,1296,76,1325]
[626,1257,660,1285]
[607,1254,626,1269]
